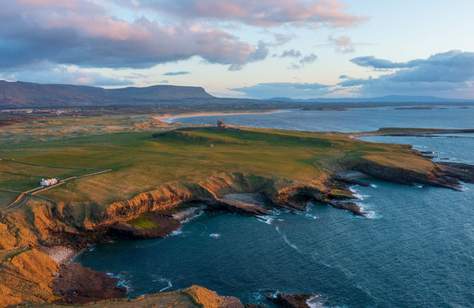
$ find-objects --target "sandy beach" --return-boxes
[156,110,282,124]
[43,246,76,264]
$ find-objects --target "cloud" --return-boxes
[0,1,268,71]
[163,71,191,76]
[279,49,303,58]
[300,54,318,65]
[232,82,332,99]
[0,62,132,87]
[272,33,295,46]
[343,50,474,97]
[328,35,355,53]
[350,56,417,70]
[122,0,365,28]
[228,41,269,71]
[290,53,318,69]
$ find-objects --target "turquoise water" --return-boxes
[78,106,474,307]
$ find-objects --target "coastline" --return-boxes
[1,125,474,306]
[156,109,284,123]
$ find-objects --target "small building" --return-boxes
[40,178,59,187]
[217,120,226,128]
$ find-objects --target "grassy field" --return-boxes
[0,118,421,211]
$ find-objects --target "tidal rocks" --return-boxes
[329,201,365,216]
[353,158,462,191]
[45,285,243,307]
[438,162,474,184]
[212,197,270,216]
[53,263,126,304]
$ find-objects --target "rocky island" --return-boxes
[0,116,473,307]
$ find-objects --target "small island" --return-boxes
[0,116,473,307]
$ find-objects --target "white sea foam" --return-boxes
[158,278,173,292]
[209,233,221,239]
[357,202,381,220]
[256,215,274,225]
[170,229,183,237]
[305,213,319,220]
[306,294,327,308]
[370,183,378,189]
[275,226,301,253]
[107,272,132,292]
[350,187,370,200]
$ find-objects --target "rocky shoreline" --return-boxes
[1,130,474,307]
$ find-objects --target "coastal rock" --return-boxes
[38,285,244,308]
[107,213,181,240]
[266,292,312,308]
[438,162,474,184]
[53,263,127,304]
[353,157,462,190]
[329,201,365,216]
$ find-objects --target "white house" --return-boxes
[40,178,59,187]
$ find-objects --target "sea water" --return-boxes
[78,106,474,307]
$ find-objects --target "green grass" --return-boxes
[0,124,429,209]
[128,216,159,230]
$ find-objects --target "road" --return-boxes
[2,169,112,211]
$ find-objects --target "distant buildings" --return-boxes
[40,178,59,187]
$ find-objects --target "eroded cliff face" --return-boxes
[0,248,59,307]
[0,155,472,307]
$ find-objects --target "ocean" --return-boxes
[78,106,474,307]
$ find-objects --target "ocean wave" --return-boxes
[209,233,221,239]
[106,272,133,292]
[350,187,370,200]
[356,202,381,219]
[370,183,378,189]
[275,226,302,253]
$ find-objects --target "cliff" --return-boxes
[0,126,473,306]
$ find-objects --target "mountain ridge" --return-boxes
[1,80,473,109]
[0,80,214,107]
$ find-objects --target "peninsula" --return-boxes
[0,115,473,307]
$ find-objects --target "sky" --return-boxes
[1,0,474,99]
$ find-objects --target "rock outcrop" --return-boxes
[0,155,473,306]
[266,292,313,308]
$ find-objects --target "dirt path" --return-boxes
[3,169,112,211]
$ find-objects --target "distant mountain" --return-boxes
[271,95,472,104]
[1,80,473,109]
[0,80,214,108]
